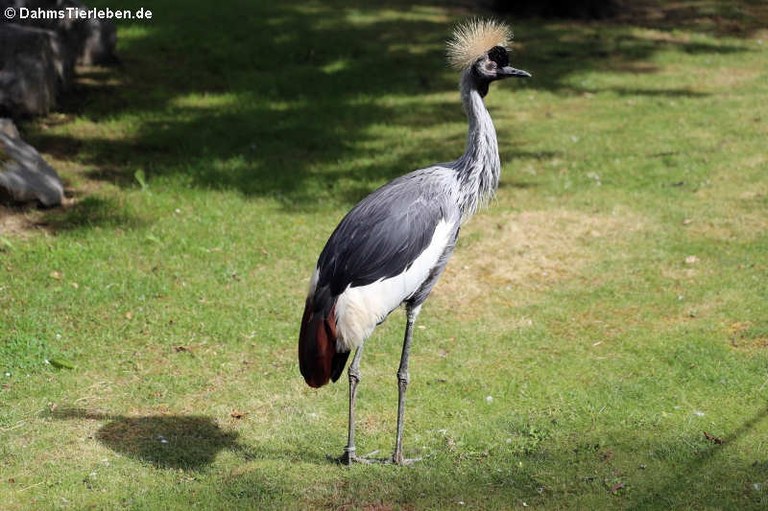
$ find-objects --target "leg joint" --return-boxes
[406,304,422,322]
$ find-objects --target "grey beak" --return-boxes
[498,66,531,78]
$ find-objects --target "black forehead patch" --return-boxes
[487,46,509,67]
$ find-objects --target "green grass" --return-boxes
[2,0,768,509]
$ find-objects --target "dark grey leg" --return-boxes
[392,306,421,465]
[339,346,365,465]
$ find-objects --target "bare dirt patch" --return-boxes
[729,321,768,352]
[0,194,81,239]
[433,208,646,318]
[0,205,46,239]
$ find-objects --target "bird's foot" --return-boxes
[336,455,421,466]
[331,449,422,466]
[332,449,382,465]
[391,452,422,466]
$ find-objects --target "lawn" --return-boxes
[2,0,767,509]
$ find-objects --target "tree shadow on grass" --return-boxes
[19,0,756,225]
[24,0,461,211]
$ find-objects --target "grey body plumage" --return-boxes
[298,20,530,465]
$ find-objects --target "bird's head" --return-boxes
[447,19,530,96]
[472,45,531,84]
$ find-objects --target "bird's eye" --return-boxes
[485,61,497,72]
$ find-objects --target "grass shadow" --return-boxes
[51,408,240,470]
[43,195,146,232]
[49,407,331,470]
[12,0,758,237]
[23,0,460,210]
[515,23,750,96]
[628,403,768,510]
[615,1,768,38]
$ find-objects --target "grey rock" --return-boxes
[0,23,61,116]
[79,14,117,66]
[5,0,118,67]
[0,118,20,138]
[0,0,117,116]
[0,118,64,206]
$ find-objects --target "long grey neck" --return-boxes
[454,69,501,221]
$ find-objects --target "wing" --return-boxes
[316,171,459,297]
[300,169,459,387]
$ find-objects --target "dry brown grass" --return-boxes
[432,208,647,319]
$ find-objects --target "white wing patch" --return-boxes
[334,218,456,351]
[307,268,319,295]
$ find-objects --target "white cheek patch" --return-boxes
[333,218,455,351]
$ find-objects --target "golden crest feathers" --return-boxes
[447,19,512,70]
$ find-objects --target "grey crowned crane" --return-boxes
[298,19,530,465]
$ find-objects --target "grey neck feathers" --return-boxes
[453,69,501,221]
